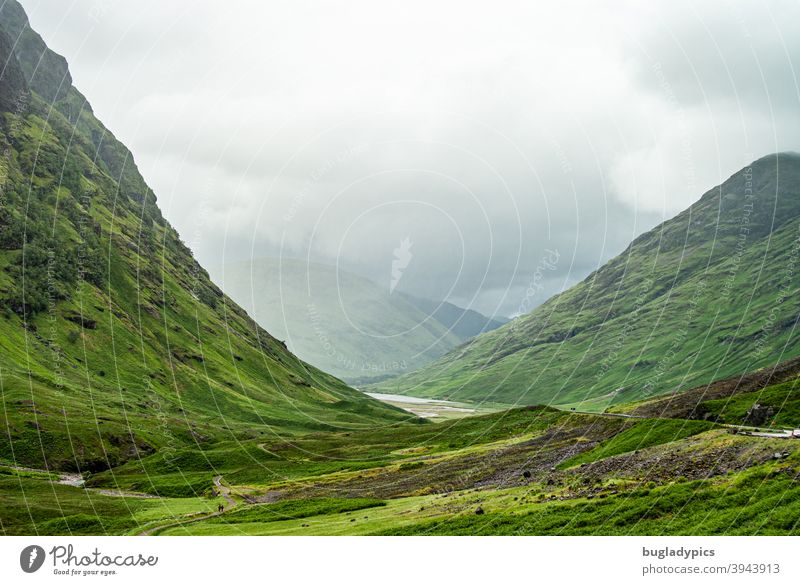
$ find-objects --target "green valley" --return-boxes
[5,356,800,535]
[213,258,506,384]
[1,0,800,540]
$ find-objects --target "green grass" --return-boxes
[0,475,224,535]
[162,452,800,536]
[698,377,800,427]
[204,498,385,524]
[86,406,570,495]
[558,419,717,469]
[0,464,60,481]
[4,404,799,536]
[378,464,800,535]
[3,4,800,538]
[160,495,427,536]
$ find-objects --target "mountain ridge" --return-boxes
[213,257,506,384]
[376,153,800,408]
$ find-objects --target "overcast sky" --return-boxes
[19,0,800,317]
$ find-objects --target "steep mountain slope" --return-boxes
[0,1,410,472]
[215,258,504,384]
[379,154,800,408]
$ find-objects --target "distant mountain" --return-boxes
[403,295,508,340]
[379,154,800,408]
[0,0,409,472]
[213,258,506,384]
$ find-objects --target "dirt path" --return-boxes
[137,475,236,536]
[215,475,236,508]
[90,488,162,499]
[3,464,167,496]
[57,472,85,487]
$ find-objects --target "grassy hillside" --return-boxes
[379,468,800,535]
[3,0,800,538]
[6,359,800,535]
[0,1,411,474]
[377,153,800,408]
[614,355,800,429]
[215,258,504,384]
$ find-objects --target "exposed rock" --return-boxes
[64,312,97,330]
[0,27,28,114]
[744,403,776,426]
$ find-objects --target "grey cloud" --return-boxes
[19,0,800,317]
[628,0,800,112]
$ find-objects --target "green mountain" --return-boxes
[3,0,800,538]
[402,294,509,340]
[378,153,800,409]
[0,1,410,473]
[214,258,506,384]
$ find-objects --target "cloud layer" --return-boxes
[20,0,800,316]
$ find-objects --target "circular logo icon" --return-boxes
[20,545,45,573]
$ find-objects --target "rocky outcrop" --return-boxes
[0,27,28,114]
[0,0,73,104]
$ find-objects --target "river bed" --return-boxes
[364,392,477,420]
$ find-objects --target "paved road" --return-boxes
[733,429,796,439]
[568,410,644,419]
[568,410,799,439]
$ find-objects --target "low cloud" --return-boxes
[21,0,800,316]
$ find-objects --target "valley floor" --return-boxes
[362,391,502,420]
[4,372,800,536]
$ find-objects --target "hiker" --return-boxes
[218,504,224,513]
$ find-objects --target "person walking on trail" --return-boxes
[218,504,224,513]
